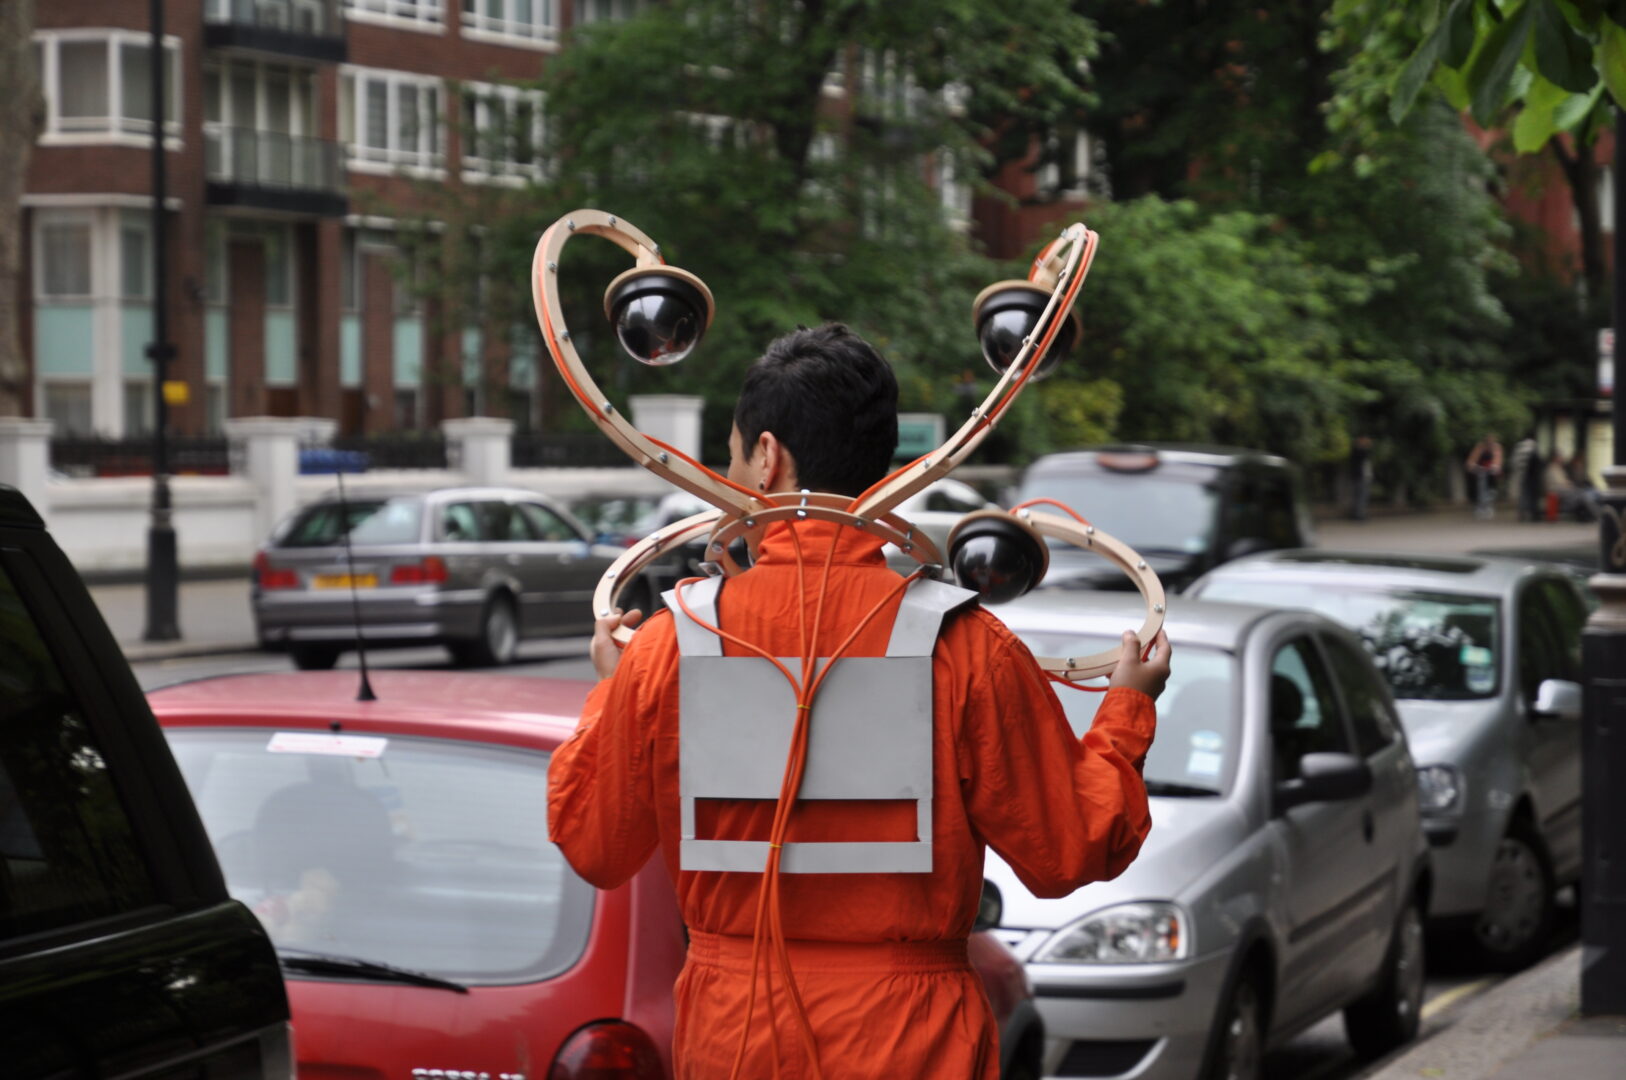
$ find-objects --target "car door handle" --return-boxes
[1362,810,1375,843]
[507,553,523,565]
[557,553,574,564]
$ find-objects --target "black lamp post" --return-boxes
[143,0,179,642]
[1579,105,1626,1016]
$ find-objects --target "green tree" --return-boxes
[408,0,1097,459]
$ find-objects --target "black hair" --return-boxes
[734,323,899,496]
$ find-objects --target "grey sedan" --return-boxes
[1190,551,1585,970]
[253,486,646,669]
[984,592,1429,1080]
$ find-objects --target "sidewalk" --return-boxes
[89,576,259,662]
[1367,946,1626,1080]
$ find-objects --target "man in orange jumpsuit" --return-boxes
[548,323,1169,1079]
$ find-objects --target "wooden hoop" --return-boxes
[1018,510,1168,681]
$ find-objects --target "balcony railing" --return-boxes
[203,0,345,62]
[207,127,342,191]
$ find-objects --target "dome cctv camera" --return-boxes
[948,509,1050,605]
[970,281,1080,381]
[603,267,716,367]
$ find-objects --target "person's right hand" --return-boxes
[1108,629,1172,701]
[590,607,644,681]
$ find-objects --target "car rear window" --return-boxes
[163,728,593,985]
[1197,582,1501,700]
[277,498,423,547]
[1018,471,1218,556]
[1014,637,1238,796]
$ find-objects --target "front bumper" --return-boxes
[1023,947,1232,1079]
[253,587,487,647]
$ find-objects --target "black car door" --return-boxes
[0,516,289,1077]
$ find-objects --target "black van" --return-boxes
[0,487,290,1077]
[1016,444,1315,593]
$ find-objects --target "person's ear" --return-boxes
[756,431,782,491]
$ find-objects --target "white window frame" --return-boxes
[460,81,547,184]
[1038,129,1092,200]
[462,0,558,49]
[344,0,445,33]
[33,212,98,301]
[33,29,182,149]
[340,66,446,177]
[204,58,320,186]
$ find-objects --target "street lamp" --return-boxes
[143,0,179,642]
[1580,105,1626,1015]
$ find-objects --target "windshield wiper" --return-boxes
[277,947,468,994]
[1144,780,1222,798]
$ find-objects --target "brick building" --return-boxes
[20,0,1088,439]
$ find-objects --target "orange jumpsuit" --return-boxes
[547,521,1156,1079]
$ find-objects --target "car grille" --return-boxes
[1055,1038,1157,1077]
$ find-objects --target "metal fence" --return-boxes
[511,431,634,468]
[50,436,232,478]
[204,0,339,36]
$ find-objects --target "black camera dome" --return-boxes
[971,281,1078,381]
[603,268,714,367]
[948,510,1049,605]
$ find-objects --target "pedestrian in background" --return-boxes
[1465,433,1503,520]
[1510,432,1540,522]
[1348,434,1373,521]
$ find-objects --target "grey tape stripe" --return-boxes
[681,839,934,874]
[665,576,724,657]
[885,578,978,657]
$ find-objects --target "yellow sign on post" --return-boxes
[162,380,190,406]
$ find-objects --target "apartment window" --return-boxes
[345,0,444,28]
[937,154,970,233]
[1038,129,1092,200]
[38,223,93,299]
[463,0,557,45]
[461,83,545,180]
[43,384,94,437]
[575,0,645,24]
[124,380,154,436]
[120,218,151,300]
[341,68,443,173]
[34,31,180,144]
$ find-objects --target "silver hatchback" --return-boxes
[1190,550,1586,970]
[984,593,1429,1080]
[253,486,643,669]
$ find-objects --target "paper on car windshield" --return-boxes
[267,732,388,758]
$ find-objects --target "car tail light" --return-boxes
[390,556,448,585]
[255,552,300,590]
[549,1021,664,1080]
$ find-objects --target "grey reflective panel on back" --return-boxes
[668,577,975,874]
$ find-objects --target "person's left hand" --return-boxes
[591,607,644,681]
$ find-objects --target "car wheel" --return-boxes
[452,594,519,668]
[1206,971,1264,1080]
[290,645,341,671]
[1344,899,1425,1059]
[1472,825,1555,971]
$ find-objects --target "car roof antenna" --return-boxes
[334,470,378,702]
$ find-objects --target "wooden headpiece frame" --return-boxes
[532,210,1165,674]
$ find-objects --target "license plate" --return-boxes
[312,573,377,589]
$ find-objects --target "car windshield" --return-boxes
[164,728,594,985]
[277,498,423,547]
[1014,636,1238,795]
[1198,581,1501,700]
[1018,471,1217,556]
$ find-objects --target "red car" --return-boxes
[151,671,1043,1080]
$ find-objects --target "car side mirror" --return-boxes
[1274,752,1372,813]
[1532,678,1582,722]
